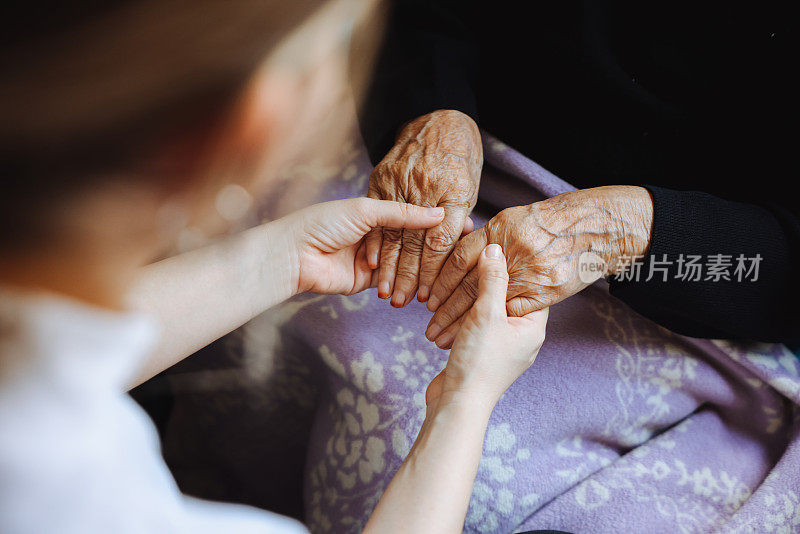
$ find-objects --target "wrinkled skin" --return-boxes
[366,109,483,308]
[424,186,654,348]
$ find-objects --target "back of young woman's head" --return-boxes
[0,0,376,250]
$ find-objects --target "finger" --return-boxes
[418,217,473,304]
[359,199,445,299]
[417,207,469,303]
[369,263,380,289]
[365,228,382,270]
[349,198,441,300]
[427,244,510,339]
[350,239,373,295]
[364,189,383,269]
[355,198,445,230]
[474,244,510,318]
[505,295,544,317]
[433,315,465,350]
[461,216,474,237]
[391,227,425,307]
[425,268,480,341]
[378,226,403,299]
[426,229,488,312]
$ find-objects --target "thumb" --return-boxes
[475,244,509,318]
[355,198,445,230]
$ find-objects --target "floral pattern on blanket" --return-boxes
[278,286,797,533]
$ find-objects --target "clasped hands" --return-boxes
[278,195,546,408]
[282,109,652,406]
[363,109,654,351]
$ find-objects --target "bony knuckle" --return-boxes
[439,221,461,241]
[450,246,470,271]
[372,160,393,176]
[369,172,390,194]
[494,207,515,225]
[403,243,424,257]
[438,309,458,327]
[403,232,425,250]
[490,206,524,233]
[395,273,416,286]
[388,160,410,179]
[395,262,418,279]
[382,228,403,242]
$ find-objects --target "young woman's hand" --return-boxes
[284,198,446,296]
[426,244,549,411]
[365,245,547,534]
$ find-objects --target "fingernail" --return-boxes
[417,286,429,302]
[435,330,454,349]
[427,207,445,218]
[427,294,440,312]
[426,322,442,341]
[369,253,378,269]
[378,281,390,299]
[486,243,502,258]
[391,291,405,308]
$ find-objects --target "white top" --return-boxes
[0,292,307,534]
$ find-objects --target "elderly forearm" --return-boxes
[126,220,298,387]
[364,396,493,534]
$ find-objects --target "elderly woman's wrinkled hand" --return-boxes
[365,110,483,308]
[423,186,653,348]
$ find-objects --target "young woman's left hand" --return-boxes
[284,198,446,295]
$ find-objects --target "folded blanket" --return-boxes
[257,133,800,533]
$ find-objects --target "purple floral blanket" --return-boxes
[253,133,800,533]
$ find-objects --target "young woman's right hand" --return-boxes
[426,244,549,411]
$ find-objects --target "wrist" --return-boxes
[429,387,497,420]
[538,186,653,275]
[254,217,302,300]
[600,186,654,273]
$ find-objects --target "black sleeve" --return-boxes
[356,0,478,165]
[608,186,800,346]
